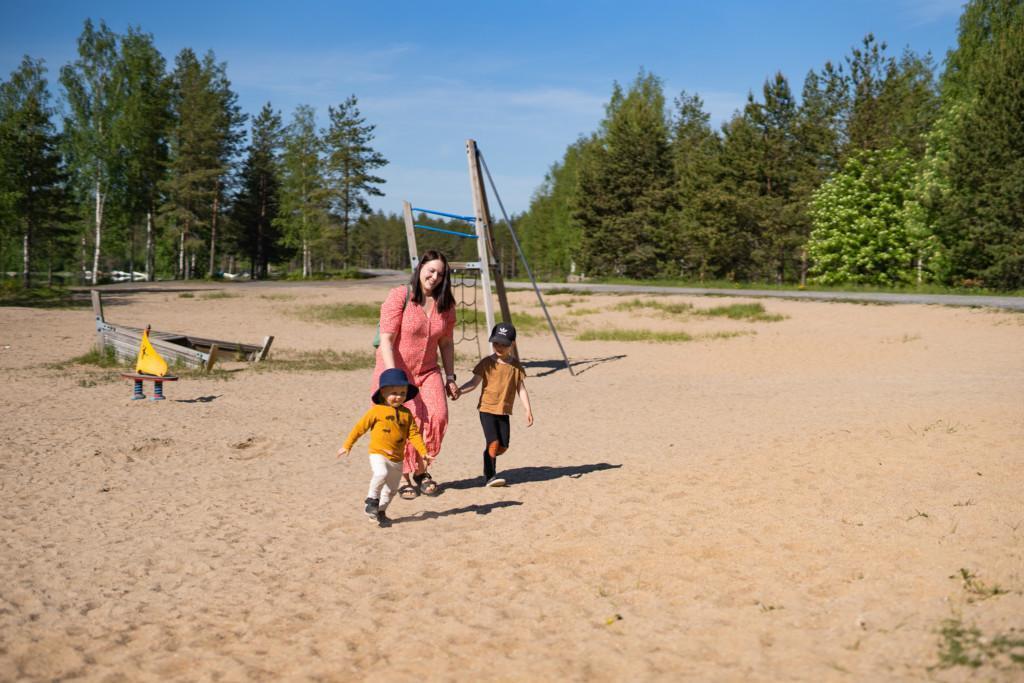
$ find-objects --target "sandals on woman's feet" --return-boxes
[398,484,419,500]
[414,472,440,496]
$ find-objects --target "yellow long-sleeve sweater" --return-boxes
[342,404,427,463]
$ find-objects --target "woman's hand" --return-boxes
[445,380,460,400]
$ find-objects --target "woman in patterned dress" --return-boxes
[374,250,460,497]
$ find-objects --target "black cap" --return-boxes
[488,322,516,345]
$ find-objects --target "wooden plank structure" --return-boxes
[92,290,274,372]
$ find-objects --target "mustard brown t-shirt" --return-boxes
[342,404,427,462]
[473,355,525,415]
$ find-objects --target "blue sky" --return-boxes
[1,1,964,217]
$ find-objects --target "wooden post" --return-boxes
[257,335,274,362]
[91,289,105,351]
[467,139,515,344]
[403,201,419,271]
[204,344,219,373]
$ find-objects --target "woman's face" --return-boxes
[419,259,445,295]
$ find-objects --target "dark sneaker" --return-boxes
[364,497,379,520]
[376,510,392,528]
[485,476,507,488]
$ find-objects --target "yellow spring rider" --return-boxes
[121,326,178,401]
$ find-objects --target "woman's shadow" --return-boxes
[440,462,622,491]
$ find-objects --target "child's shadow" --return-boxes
[392,500,523,524]
[441,463,622,492]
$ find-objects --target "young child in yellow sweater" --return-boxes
[456,323,534,487]
[338,368,432,527]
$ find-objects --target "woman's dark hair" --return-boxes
[410,250,456,312]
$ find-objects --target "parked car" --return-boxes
[110,271,149,282]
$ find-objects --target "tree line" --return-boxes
[3,2,1021,291]
[515,0,1024,290]
[0,19,390,286]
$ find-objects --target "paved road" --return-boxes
[81,271,1024,311]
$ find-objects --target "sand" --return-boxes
[1,278,1022,682]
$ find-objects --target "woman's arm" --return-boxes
[439,336,458,398]
[377,287,406,370]
[379,332,397,370]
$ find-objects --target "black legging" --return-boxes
[479,411,510,479]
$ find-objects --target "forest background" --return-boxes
[1,0,1022,291]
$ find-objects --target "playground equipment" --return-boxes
[402,140,574,375]
[120,326,179,400]
[92,290,274,372]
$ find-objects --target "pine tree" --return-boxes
[669,91,724,281]
[205,54,245,278]
[233,103,284,279]
[274,105,327,277]
[321,95,387,267]
[516,136,589,279]
[162,49,244,279]
[576,71,674,278]
[0,57,67,287]
[935,0,1024,287]
[113,27,171,281]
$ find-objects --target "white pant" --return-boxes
[367,454,403,510]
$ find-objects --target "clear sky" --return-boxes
[1,0,964,217]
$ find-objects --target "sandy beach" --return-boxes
[1,279,1022,681]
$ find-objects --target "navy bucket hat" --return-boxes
[373,368,419,404]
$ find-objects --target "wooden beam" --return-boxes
[403,200,419,270]
[257,335,274,362]
[204,344,219,373]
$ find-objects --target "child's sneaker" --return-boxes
[376,510,392,528]
[485,476,506,487]
[364,497,379,520]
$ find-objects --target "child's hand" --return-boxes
[525,410,534,427]
[336,447,349,459]
[424,452,436,466]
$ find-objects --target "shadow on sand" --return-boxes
[522,355,627,378]
[440,462,623,492]
[391,500,524,525]
[173,395,222,404]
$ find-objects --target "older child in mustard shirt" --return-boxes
[338,368,432,526]
[456,323,534,487]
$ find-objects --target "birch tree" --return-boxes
[59,19,122,284]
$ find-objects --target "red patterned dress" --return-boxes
[373,286,456,474]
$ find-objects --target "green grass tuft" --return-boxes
[294,303,381,325]
[577,328,693,343]
[936,618,1024,669]
[614,298,695,315]
[69,345,124,368]
[255,349,376,373]
[952,568,1009,600]
[698,303,786,321]
[198,291,237,300]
